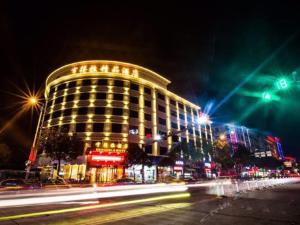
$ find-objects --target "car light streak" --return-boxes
[0,185,188,207]
[0,193,190,221]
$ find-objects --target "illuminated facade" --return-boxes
[42,61,213,182]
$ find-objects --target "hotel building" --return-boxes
[42,60,213,182]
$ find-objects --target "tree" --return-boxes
[39,127,84,176]
[124,144,152,183]
[0,143,12,168]
[213,142,234,171]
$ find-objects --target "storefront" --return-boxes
[126,165,156,183]
[86,148,126,183]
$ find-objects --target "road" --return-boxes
[0,180,300,225]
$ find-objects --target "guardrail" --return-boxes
[208,177,300,197]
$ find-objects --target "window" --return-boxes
[170,99,176,106]
[158,118,166,126]
[160,147,168,155]
[66,94,74,102]
[94,107,105,115]
[49,87,56,95]
[186,106,191,114]
[68,81,76,88]
[144,113,152,121]
[180,125,185,131]
[48,92,54,100]
[178,103,184,109]
[130,96,139,104]
[80,93,90,100]
[61,124,70,133]
[130,83,139,91]
[144,87,151,95]
[188,127,193,134]
[157,92,165,101]
[47,99,53,107]
[144,100,151,108]
[179,114,185,120]
[195,130,200,136]
[78,107,88,115]
[158,105,166,113]
[193,109,197,116]
[171,110,177,117]
[52,110,61,118]
[76,123,86,132]
[145,128,152,135]
[172,135,179,142]
[93,123,104,132]
[130,110,138,118]
[145,145,152,154]
[63,108,72,116]
[112,108,123,116]
[44,113,50,121]
[114,80,124,87]
[111,123,122,133]
[57,83,66,91]
[171,122,177,129]
[113,93,123,101]
[96,92,106,99]
[55,97,63,104]
[98,79,108,85]
[82,79,91,86]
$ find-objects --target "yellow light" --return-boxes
[110,143,115,148]
[95,142,101,147]
[117,143,122,148]
[103,142,108,148]
[28,96,38,105]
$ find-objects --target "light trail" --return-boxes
[0,184,188,207]
[0,193,191,222]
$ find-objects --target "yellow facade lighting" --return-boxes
[103,142,108,148]
[89,65,97,73]
[110,143,115,148]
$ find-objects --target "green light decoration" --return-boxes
[262,91,271,101]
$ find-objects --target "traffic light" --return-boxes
[276,77,289,90]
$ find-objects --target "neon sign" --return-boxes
[71,64,139,78]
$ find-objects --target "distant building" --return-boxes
[213,123,284,160]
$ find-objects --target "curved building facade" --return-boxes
[42,60,213,182]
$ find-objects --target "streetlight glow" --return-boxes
[29,96,38,105]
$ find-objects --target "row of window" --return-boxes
[50,80,152,96]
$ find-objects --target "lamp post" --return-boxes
[25,96,45,180]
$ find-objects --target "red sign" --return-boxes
[87,150,126,167]
[174,166,183,171]
[28,147,37,163]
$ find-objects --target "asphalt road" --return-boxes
[0,182,300,225]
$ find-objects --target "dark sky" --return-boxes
[1,1,300,160]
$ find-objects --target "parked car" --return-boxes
[115,178,135,185]
[0,178,41,190]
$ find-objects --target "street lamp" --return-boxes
[25,96,45,180]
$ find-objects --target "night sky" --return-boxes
[1,1,300,163]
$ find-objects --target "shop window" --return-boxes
[80,93,90,100]
[93,123,104,132]
[114,80,124,87]
[78,107,88,115]
[112,108,123,116]
[113,93,123,101]
[111,123,122,133]
[52,110,61,119]
[144,113,152,121]
[130,96,139,104]
[130,110,138,118]
[68,81,76,88]
[63,108,72,117]
[144,100,151,108]
[158,105,166,113]
[159,118,166,126]
[96,92,106,99]
[76,123,86,132]
[95,107,105,115]
[160,147,168,155]
[82,79,91,86]
[144,87,151,95]
[130,83,139,91]
[98,79,108,85]
[66,94,74,102]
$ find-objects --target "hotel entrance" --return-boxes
[89,166,123,183]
